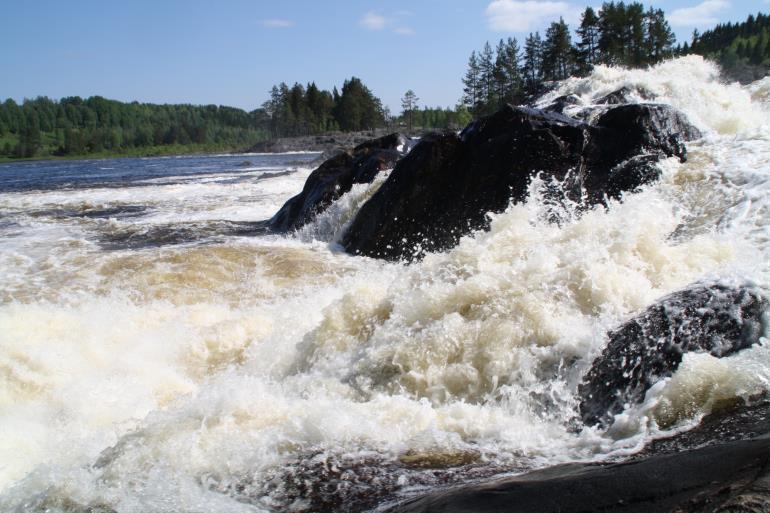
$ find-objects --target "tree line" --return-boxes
[0,76,425,159]
[0,96,270,159]
[681,12,770,80]
[262,77,386,137]
[462,1,676,116]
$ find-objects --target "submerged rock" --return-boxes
[268,133,411,232]
[578,283,768,427]
[342,103,700,261]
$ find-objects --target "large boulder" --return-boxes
[268,133,410,232]
[578,283,768,427]
[342,103,700,261]
[342,107,588,260]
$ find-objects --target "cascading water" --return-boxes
[0,56,768,512]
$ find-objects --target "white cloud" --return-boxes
[360,11,389,30]
[360,11,416,35]
[669,0,730,27]
[394,27,415,36]
[485,0,580,32]
[260,19,294,28]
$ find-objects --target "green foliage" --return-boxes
[393,105,470,131]
[263,77,385,137]
[0,95,269,159]
[682,11,770,79]
[401,90,419,132]
[462,2,678,117]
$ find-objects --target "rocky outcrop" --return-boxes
[595,85,656,105]
[392,408,770,513]
[578,283,768,427]
[248,130,396,154]
[581,103,702,203]
[342,103,700,261]
[268,133,411,232]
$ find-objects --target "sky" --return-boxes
[0,0,765,113]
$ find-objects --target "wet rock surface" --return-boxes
[342,103,700,261]
[595,85,656,105]
[268,133,411,232]
[391,429,770,513]
[578,283,768,427]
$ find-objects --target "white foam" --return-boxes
[1,58,769,511]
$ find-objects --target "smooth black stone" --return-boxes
[578,283,768,427]
[268,132,410,232]
[342,103,700,261]
[391,435,770,513]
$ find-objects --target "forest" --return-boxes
[684,12,770,82]
[460,1,677,115]
[0,77,392,160]
[460,4,770,116]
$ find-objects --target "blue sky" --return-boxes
[0,0,764,113]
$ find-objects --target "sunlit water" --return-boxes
[1,57,769,512]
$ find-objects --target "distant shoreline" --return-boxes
[0,144,265,165]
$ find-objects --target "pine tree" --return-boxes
[492,39,509,108]
[576,7,600,69]
[503,37,523,103]
[523,32,543,94]
[462,51,482,113]
[479,41,496,107]
[542,18,575,81]
[645,7,676,62]
[626,2,646,66]
[401,89,419,132]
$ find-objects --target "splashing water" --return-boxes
[0,58,769,512]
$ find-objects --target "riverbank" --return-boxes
[0,142,260,165]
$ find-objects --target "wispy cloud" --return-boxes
[485,0,580,32]
[260,19,295,28]
[669,0,730,27]
[360,11,389,30]
[359,10,416,35]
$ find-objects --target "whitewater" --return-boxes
[0,56,769,512]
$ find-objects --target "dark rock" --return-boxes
[268,133,410,232]
[249,129,401,154]
[578,283,768,427]
[342,107,588,260]
[238,160,254,167]
[637,399,770,457]
[581,103,702,203]
[543,94,582,113]
[596,86,656,105]
[342,103,701,261]
[391,434,770,513]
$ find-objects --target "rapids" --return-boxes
[0,56,768,512]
